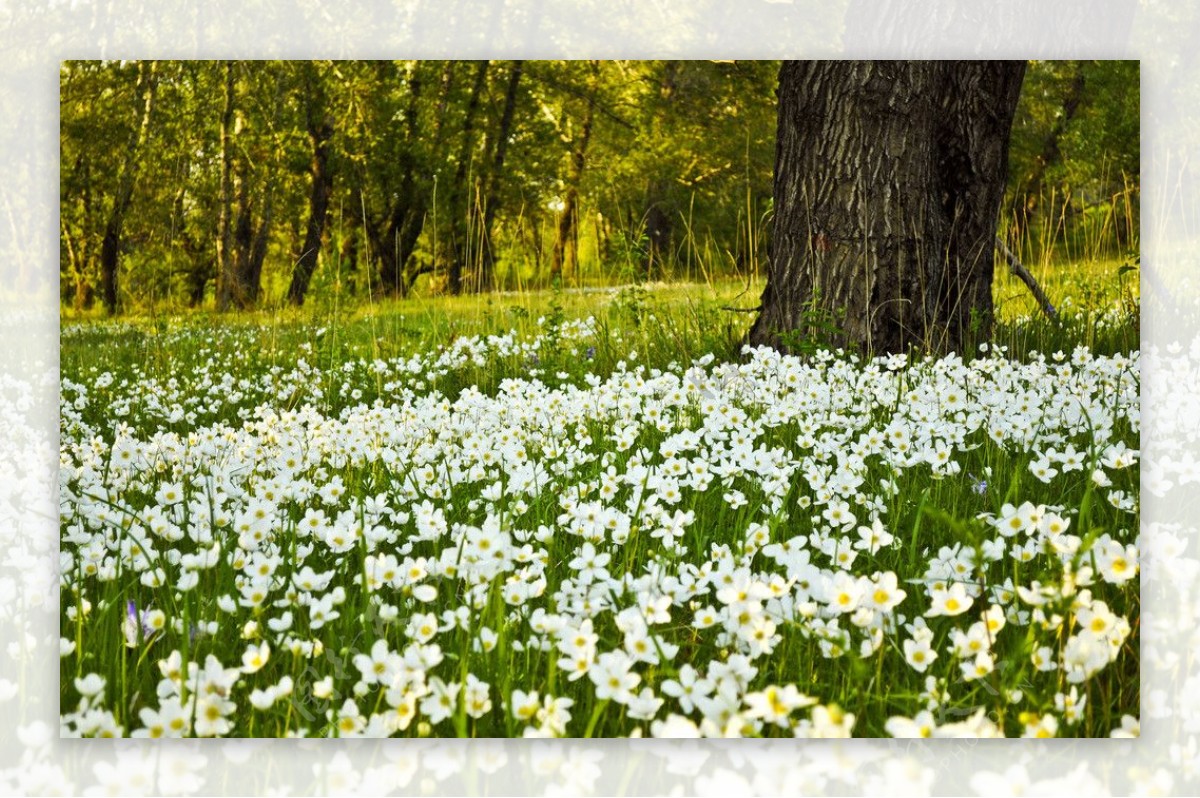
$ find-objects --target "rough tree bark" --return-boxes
[98,60,157,316]
[748,60,1025,355]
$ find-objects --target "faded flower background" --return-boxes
[3,0,1197,793]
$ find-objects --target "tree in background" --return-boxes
[607,61,779,283]
[58,60,779,312]
[749,61,1026,355]
[476,60,524,293]
[59,61,158,315]
[58,60,1134,317]
[286,61,336,306]
[549,61,601,286]
[1006,60,1140,260]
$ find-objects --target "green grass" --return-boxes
[62,255,1139,382]
[58,265,1140,739]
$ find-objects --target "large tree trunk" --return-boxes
[98,60,157,316]
[748,60,1025,355]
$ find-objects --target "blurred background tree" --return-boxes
[1005,60,1140,265]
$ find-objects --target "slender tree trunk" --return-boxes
[1013,64,1086,240]
[643,179,673,281]
[551,63,599,283]
[286,134,330,306]
[373,61,443,298]
[215,61,237,311]
[61,218,83,309]
[340,205,360,294]
[231,174,254,308]
[478,60,524,293]
[288,64,335,306]
[99,60,157,315]
[748,60,1025,355]
[244,192,273,305]
[528,212,543,280]
[642,62,679,281]
[64,155,94,310]
[63,217,92,310]
[447,60,489,296]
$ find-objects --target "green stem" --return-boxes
[583,698,610,738]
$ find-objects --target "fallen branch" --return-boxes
[721,305,761,313]
[995,237,1059,321]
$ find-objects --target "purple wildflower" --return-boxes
[122,600,156,647]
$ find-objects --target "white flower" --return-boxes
[510,689,540,722]
[74,673,105,698]
[926,583,973,617]
[903,637,938,673]
[650,714,701,738]
[660,664,714,715]
[885,710,938,738]
[744,684,817,727]
[590,651,640,703]
[855,517,894,554]
[420,678,460,725]
[1111,715,1140,738]
[241,641,270,673]
[249,688,277,710]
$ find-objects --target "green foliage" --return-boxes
[1005,61,1140,265]
[61,59,1138,322]
[60,60,782,314]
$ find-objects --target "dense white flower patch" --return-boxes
[59,321,1139,737]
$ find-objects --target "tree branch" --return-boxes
[995,237,1059,320]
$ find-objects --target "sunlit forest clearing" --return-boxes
[60,59,1136,316]
[60,60,1140,739]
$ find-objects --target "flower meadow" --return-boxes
[59,304,1139,738]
